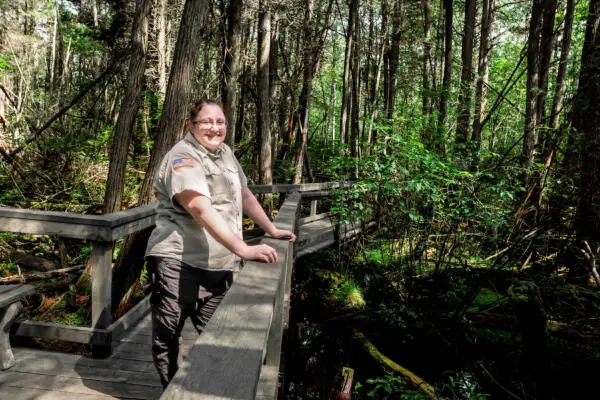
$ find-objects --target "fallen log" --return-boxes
[352,329,438,399]
[0,240,56,271]
[0,264,85,284]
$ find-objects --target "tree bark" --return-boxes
[257,0,273,211]
[103,0,151,214]
[522,0,543,173]
[550,0,574,131]
[340,0,358,145]
[438,0,452,157]
[385,0,402,122]
[293,0,314,183]
[422,0,433,119]
[454,0,476,154]
[222,0,243,148]
[471,0,495,168]
[350,0,361,158]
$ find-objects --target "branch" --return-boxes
[8,54,125,158]
[0,264,85,284]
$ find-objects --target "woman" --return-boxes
[145,99,296,388]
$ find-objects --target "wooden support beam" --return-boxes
[91,241,113,331]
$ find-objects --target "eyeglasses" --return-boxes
[192,120,227,128]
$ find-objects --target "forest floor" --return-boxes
[284,246,600,400]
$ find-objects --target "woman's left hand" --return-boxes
[268,228,297,242]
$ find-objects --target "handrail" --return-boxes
[160,192,301,400]
[0,182,347,362]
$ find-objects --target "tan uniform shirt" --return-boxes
[145,132,247,271]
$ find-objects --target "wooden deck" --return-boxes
[1,313,198,400]
[0,210,363,400]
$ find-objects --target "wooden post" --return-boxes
[91,240,113,357]
[310,199,318,216]
[284,240,294,329]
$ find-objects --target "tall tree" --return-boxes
[575,0,600,248]
[422,0,433,119]
[471,0,495,166]
[340,0,359,145]
[550,0,574,131]
[111,0,209,313]
[222,0,243,147]
[384,0,402,122]
[349,0,361,158]
[102,0,151,214]
[454,0,476,154]
[522,0,543,173]
[257,0,273,199]
[438,0,453,156]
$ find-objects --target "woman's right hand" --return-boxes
[241,244,278,263]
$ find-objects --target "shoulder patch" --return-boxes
[173,158,194,169]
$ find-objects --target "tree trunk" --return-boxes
[222,0,243,148]
[471,0,495,168]
[293,0,314,184]
[156,0,168,95]
[575,0,600,249]
[422,0,433,119]
[340,0,358,145]
[550,0,574,131]
[438,0,452,157]
[385,0,402,122]
[367,0,387,147]
[257,0,273,211]
[522,0,543,173]
[102,0,151,214]
[111,0,209,314]
[350,0,360,158]
[454,0,476,155]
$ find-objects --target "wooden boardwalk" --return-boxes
[0,215,358,400]
[1,313,199,400]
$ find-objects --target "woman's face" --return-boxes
[188,104,227,152]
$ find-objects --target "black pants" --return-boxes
[147,257,233,389]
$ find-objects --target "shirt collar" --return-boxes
[184,131,225,158]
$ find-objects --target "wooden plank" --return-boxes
[160,193,300,400]
[297,212,330,226]
[13,347,157,373]
[12,349,161,387]
[249,181,351,194]
[0,207,112,226]
[0,217,112,240]
[0,370,162,399]
[91,241,113,330]
[0,386,120,400]
[109,215,156,241]
[255,365,279,400]
[0,284,35,307]
[12,321,111,345]
[0,204,156,228]
[103,205,157,227]
[310,200,318,216]
[107,296,151,341]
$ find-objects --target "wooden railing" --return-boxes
[0,182,350,352]
[0,181,356,398]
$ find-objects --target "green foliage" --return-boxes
[332,277,366,309]
[361,371,429,400]
[325,121,516,272]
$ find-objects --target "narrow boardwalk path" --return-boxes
[1,314,198,400]
[0,217,345,399]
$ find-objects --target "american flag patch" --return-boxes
[173,158,194,169]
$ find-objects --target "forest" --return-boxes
[1,0,600,398]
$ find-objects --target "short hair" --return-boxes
[189,99,223,120]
